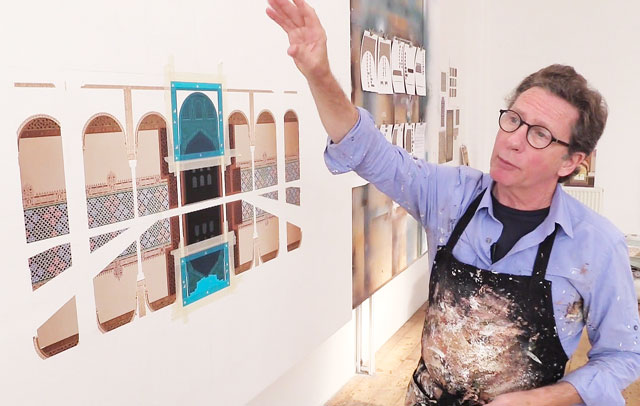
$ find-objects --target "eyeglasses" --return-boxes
[498,109,570,149]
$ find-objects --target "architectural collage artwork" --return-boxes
[16,81,303,358]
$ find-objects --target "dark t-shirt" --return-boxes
[490,193,550,262]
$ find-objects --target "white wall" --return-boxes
[0,1,361,405]
[454,0,640,233]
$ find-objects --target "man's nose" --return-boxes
[505,125,528,150]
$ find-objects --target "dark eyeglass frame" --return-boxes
[498,109,570,149]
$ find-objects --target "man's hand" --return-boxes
[266,0,330,83]
[485,382,582,406]
[265,0,358,143]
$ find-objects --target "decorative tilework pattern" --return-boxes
[138,184,169,216]
[285,159,300,182]
[90,230,125,252]
[29,243,72,288]
[240,168,253,192]
[242,201,254,223]
[23,203,69,243]
[254,164,277,189]
[261,191,278,200]
[286,187,300,206]
[87,191,135,228]
[140,219,171,250]
[120,242,137,258]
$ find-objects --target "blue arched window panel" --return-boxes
[171,82,224,161]
[180,242,230,306]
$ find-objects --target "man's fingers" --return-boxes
[268,0,305,28]
[292,0,318,29]
[266,7,296,32]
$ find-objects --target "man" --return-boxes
[266,1,640,405]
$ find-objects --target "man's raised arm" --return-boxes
[266,0,358,144]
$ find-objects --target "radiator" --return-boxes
[562,186,604,214]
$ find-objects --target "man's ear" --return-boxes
[558,151,586,178]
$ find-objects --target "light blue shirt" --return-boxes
[324,107,640,406]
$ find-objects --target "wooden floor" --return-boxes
[326,304,426,406]
[326,303,640,406]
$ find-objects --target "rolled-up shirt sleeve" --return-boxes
[561,238,640,405]
[324,107,436,224]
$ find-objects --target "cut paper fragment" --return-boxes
[136,113,178,217]
[255,206,279,264]
[261,191,279,200]
[254,111,278,190]
[182,166,222,205]
[287,222,302,252]
[18,116,69,243]
[415,48,427,96]
[286,187,300,206]
[284,111,300,182]
[140,218,177,311]
[380,124,394,144]
[377,37,393,94]
[29,243,72,290]
[404,44,417,95]
[90,229,125,252]
[227,200,255,274]
[181,243,230,306]
[83,114,134,229]
[171,82,224,162]
[183,205,223,245]
[226,111,253,196]
[360,31,378,93]
[413,123,427,159]
[93,241,138,332]
[34,297,79,359]
[391,39,406,94]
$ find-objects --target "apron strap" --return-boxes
[445,188,487,251]
[530,223,559,286]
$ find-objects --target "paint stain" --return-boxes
[564,298,584,323]
[580,263,589,275]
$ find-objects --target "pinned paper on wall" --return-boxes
[380,124,394,144]
[404,123,415,154]
[413,122,426,159]
[415,48,426,96]
[377,37,394,94]
[404,44,417,95]
[391,39,406,94]
[360,31,379,93]
[392,123,404,147]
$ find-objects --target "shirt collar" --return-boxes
[477,181,574,239]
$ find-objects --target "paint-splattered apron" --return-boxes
[406,189,568,406]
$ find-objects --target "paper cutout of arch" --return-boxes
[226,111,253,196]
[254,111,278,190]
[135,113,178,217]
[83,114,133,229]
[18,116,69,243]
[284,110,300,182]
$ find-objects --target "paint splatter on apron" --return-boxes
[406,190,568,406]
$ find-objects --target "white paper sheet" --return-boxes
[377,37,393,94]
[404,45,417,95]
[413,122,427,159]
[404,123,415,154]
[360,31,378,93]
[415,48,426,96]
[380,124,394,144]
[392,123,404,147]
[391,39,406,94]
